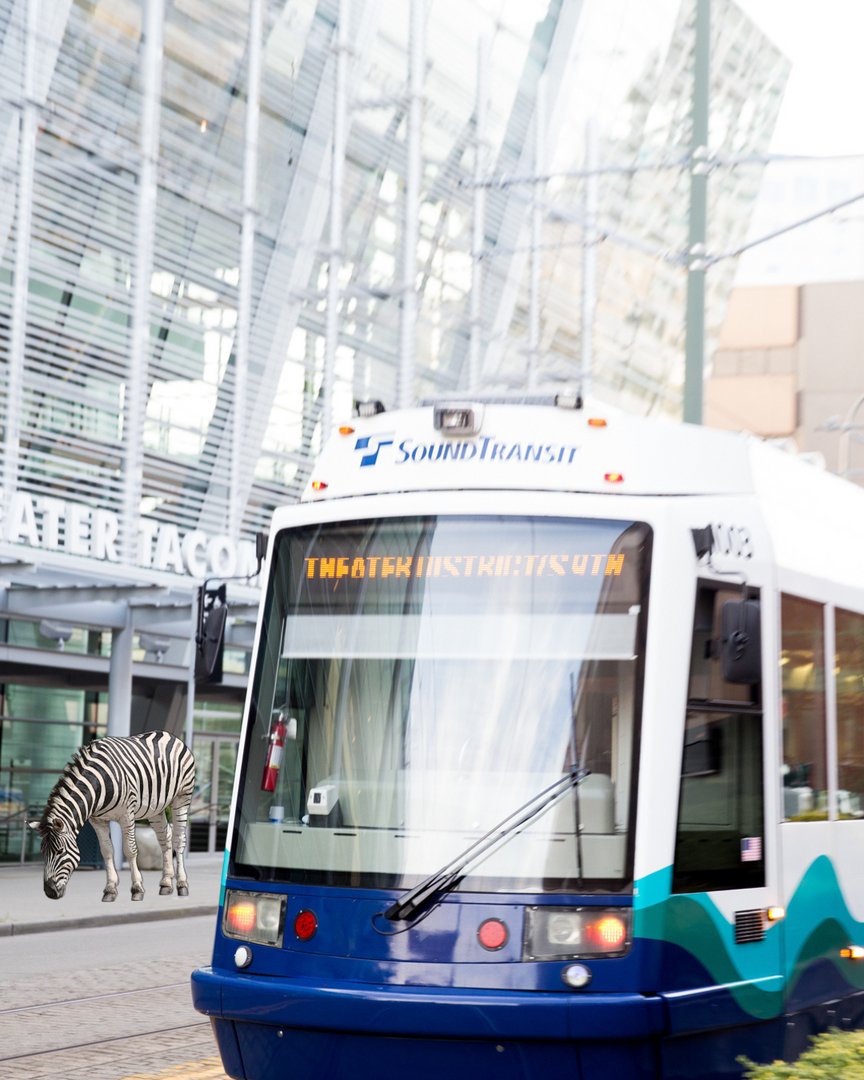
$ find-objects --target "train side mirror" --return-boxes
[255,532,268,575]
[721,598,761,684]
[196,584,228,684]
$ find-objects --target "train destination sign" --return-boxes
[304,552,627,581]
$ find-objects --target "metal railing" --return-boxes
[0,805,36,864]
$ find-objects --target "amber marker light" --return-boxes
[310,480,328,491]
[587,417,607,428]
[604,472,624,484]
[338,425,355,435]
[226,900,257,936]
[841,945,864,960]
[589,914,628,950]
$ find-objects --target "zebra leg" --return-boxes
[170,797,191,897]
[150,811,175,895]
[91,819,119,903]
[120,817,145,900]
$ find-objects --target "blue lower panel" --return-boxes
[661,1021,785,1080]
[222,1019,660,1080]
[210,1019,245,1080]
[193,966,864,1079]
[192,966,665,1040]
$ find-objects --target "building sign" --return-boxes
[1,491,259,580]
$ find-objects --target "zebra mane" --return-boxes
[40,742,97,830]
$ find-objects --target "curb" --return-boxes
[0,903,218,937]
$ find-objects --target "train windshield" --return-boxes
[232,515,651,894]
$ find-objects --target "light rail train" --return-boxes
[192,395,864,1078]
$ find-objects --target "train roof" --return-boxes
[296,397,864,590]
[300,397,856,506]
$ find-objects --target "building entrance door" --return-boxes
[189,735,238,853]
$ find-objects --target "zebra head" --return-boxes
[28,816,80,899]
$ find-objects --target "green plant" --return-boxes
[740,1029,864,1078]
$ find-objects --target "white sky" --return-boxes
[738,0,864,155]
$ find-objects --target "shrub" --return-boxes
[740,1029,864,1079]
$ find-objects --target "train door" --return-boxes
[662,581,785,1066]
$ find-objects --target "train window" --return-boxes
[232,514,652,894]
[781,594,827,821]
[688,587,758,704]
[673,582,765,893]
[672,710,765,893]
[834,608,864,819]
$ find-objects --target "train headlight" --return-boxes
[548,913,582,945]
[523,906,631,960]
[223,889,286,948]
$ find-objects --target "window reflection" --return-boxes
[835,608,864,818]
[234,515,651,893]
[781,594,827,820]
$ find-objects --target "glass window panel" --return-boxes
[835,607,864,818]
[781,594,827,820]
[688,586,757,704]
[232,514,651,894]
[674,582,764,892]
[673,710,765,893]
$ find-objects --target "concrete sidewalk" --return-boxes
[0,851,225,936]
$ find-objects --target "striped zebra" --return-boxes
[29,730,196,903]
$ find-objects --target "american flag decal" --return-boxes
[741,836,762,862]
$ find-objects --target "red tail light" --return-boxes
[294,910,318,941]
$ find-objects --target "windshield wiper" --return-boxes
[382,765,590,924]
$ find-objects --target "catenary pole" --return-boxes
[580,118,598,402]
[397,0,422,409]
[322,0,348,441]
[683,0,709,424]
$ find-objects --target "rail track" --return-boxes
[0,920,226,1079]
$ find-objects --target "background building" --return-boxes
[707,280,864,483]
[0,0,787,861]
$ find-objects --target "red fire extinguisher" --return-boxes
[262,714,287,792]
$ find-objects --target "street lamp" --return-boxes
[820,392,864,478]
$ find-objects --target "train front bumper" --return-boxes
[192,965,666,1078]
[193,963,664,1038]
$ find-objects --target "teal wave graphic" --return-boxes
[634,856,864,1018]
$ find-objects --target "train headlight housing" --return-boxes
[523,906,631,960]
[223,890,286,948]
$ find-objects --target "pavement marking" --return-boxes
[120,1056,228,1079]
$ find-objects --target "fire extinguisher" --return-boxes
[262,714,287,792]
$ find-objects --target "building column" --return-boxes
[4,0,38,505]
[231,0,263,535]
[123,0,164,564]
[107,610,134,866]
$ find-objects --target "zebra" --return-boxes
[29,730,196,903]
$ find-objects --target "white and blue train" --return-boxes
[192,395,864,1078]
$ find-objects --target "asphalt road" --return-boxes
[0,915,229,1080]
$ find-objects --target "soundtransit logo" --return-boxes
[354,434,579,467]
[354,435,394,466]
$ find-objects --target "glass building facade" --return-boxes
[0,0,787,860]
